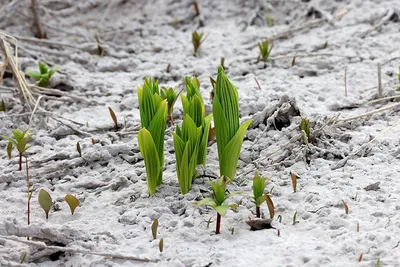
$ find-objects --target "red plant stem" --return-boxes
[256,206,261,218]
[25,156,30,240]
[169,114,174,125]
[216,213,221,234]
[19,152,22,171]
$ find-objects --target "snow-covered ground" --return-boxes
[1,0,400,266]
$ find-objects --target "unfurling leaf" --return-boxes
[342,200,349,214]
[7,141,12,159]
[291,172,297,192]
[293,210,298,225]
[38,189,52,220]
[108,107,118,131]
[159,238,164,252]
[265,194,275,219]
[77,142,81,157]
[64,194,80,215]
[151,219,159,240]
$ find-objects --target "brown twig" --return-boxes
[254,76,262,90]
[30,0,46,39]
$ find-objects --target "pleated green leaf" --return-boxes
[198,114,212,165]
[220,120,252,180]
[147,100,168,169]
[138,128,162,195]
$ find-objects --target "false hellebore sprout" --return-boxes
[258,40,273,66]
[192,31,205,56]
[195,176,238,234]
[26,61,59,88]
[173,115,202,194]
[251,171,268,218]
[213,66,252,180]
[2,128,34,171]
[137,78,168,195]
[181,76,212,165]
[160,87,182,124]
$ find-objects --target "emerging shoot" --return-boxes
[192,31,205,56]
[38,189,52,220]
[195,176,238,234]
[2,129,34,171]
[108,107,118,131]
[26,62,59,88]
[151,219,159,240]
[213,66,252,180]
[64,194,80,215]
[300,117,310,144]
[160,87,182,124]
[258,40,273,65]
[251,171,268,218]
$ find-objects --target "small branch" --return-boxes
[0,236,158,263]
[377,63,382,98]
[30,0,46,39]
[254,76,262,90]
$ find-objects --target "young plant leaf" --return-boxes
[213,66,252,180]
[7,141,12,159]
[108,107,118,131]
[0,99,5,112]
[64,194,80,215]
[192,31,204,55]
[258,40,273,63]
[300,117,310,143]
[293,210,298,225]
[38,189,52,220]
[159,238,164,252]
[76,142,82,157]
[151,219,158,240]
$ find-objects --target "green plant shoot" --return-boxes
[252,171,268,218]
[181,76,212,165]
[26,62,59,88]
[195,176,238,234]
[258,40,273,64]
[213,66,252,180]
[64,194,80,215]
[192,31,205,55]
[160,87,182,124]
[137,78,168,195]
[0,99,5,112]
[38,189,52,220]
[396,66,400,91]
[173,115,202,194]
[300,117,310,144]
[2,129,34,171]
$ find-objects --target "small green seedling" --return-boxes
[151,219,159,240]
[159,238,164,252]
[251,171,268,218]
[95,35,104,56]
[277,215,282,223]
[26,62,59,88]
[293,210,298,225]
[173,115,201,194]
[160,87,182,124]
[300,117,310,144]
[205,217,213,228]
[2,129,34,171]
[20,253,27,263]
[137,78,168,195]
[181,76,212,166]
[195,176,238,234]
[76,142,81,157]
[64,194,80,215]
[376,258,381,267]
[0,99,5,112]
[213,66,252,180]
[342,200,349,214]
[38,189,52,220]
[258,40,273,65]
[192,31,205,55]
[396,67,400,91]
[266,16,274,27]
[291,172,297,192]
[108,107,118,131]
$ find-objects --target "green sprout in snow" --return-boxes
[192,31,205,56]
[137,78,168,195]
[181,76,212,166]
[160,87,182,124]
[213,66,252,180]
[26,62,59,88]
[251,171,268,218]
[2,128,34,171]
[195,176,238,234]
[257,40,273,66]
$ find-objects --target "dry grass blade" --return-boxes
[159,238,163,252]
[108,107,118,131]
[265,194,275,219]
[358,253,363,262]
[0,32,36,109]
[291,173,297,192]
[342,200,349,214]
